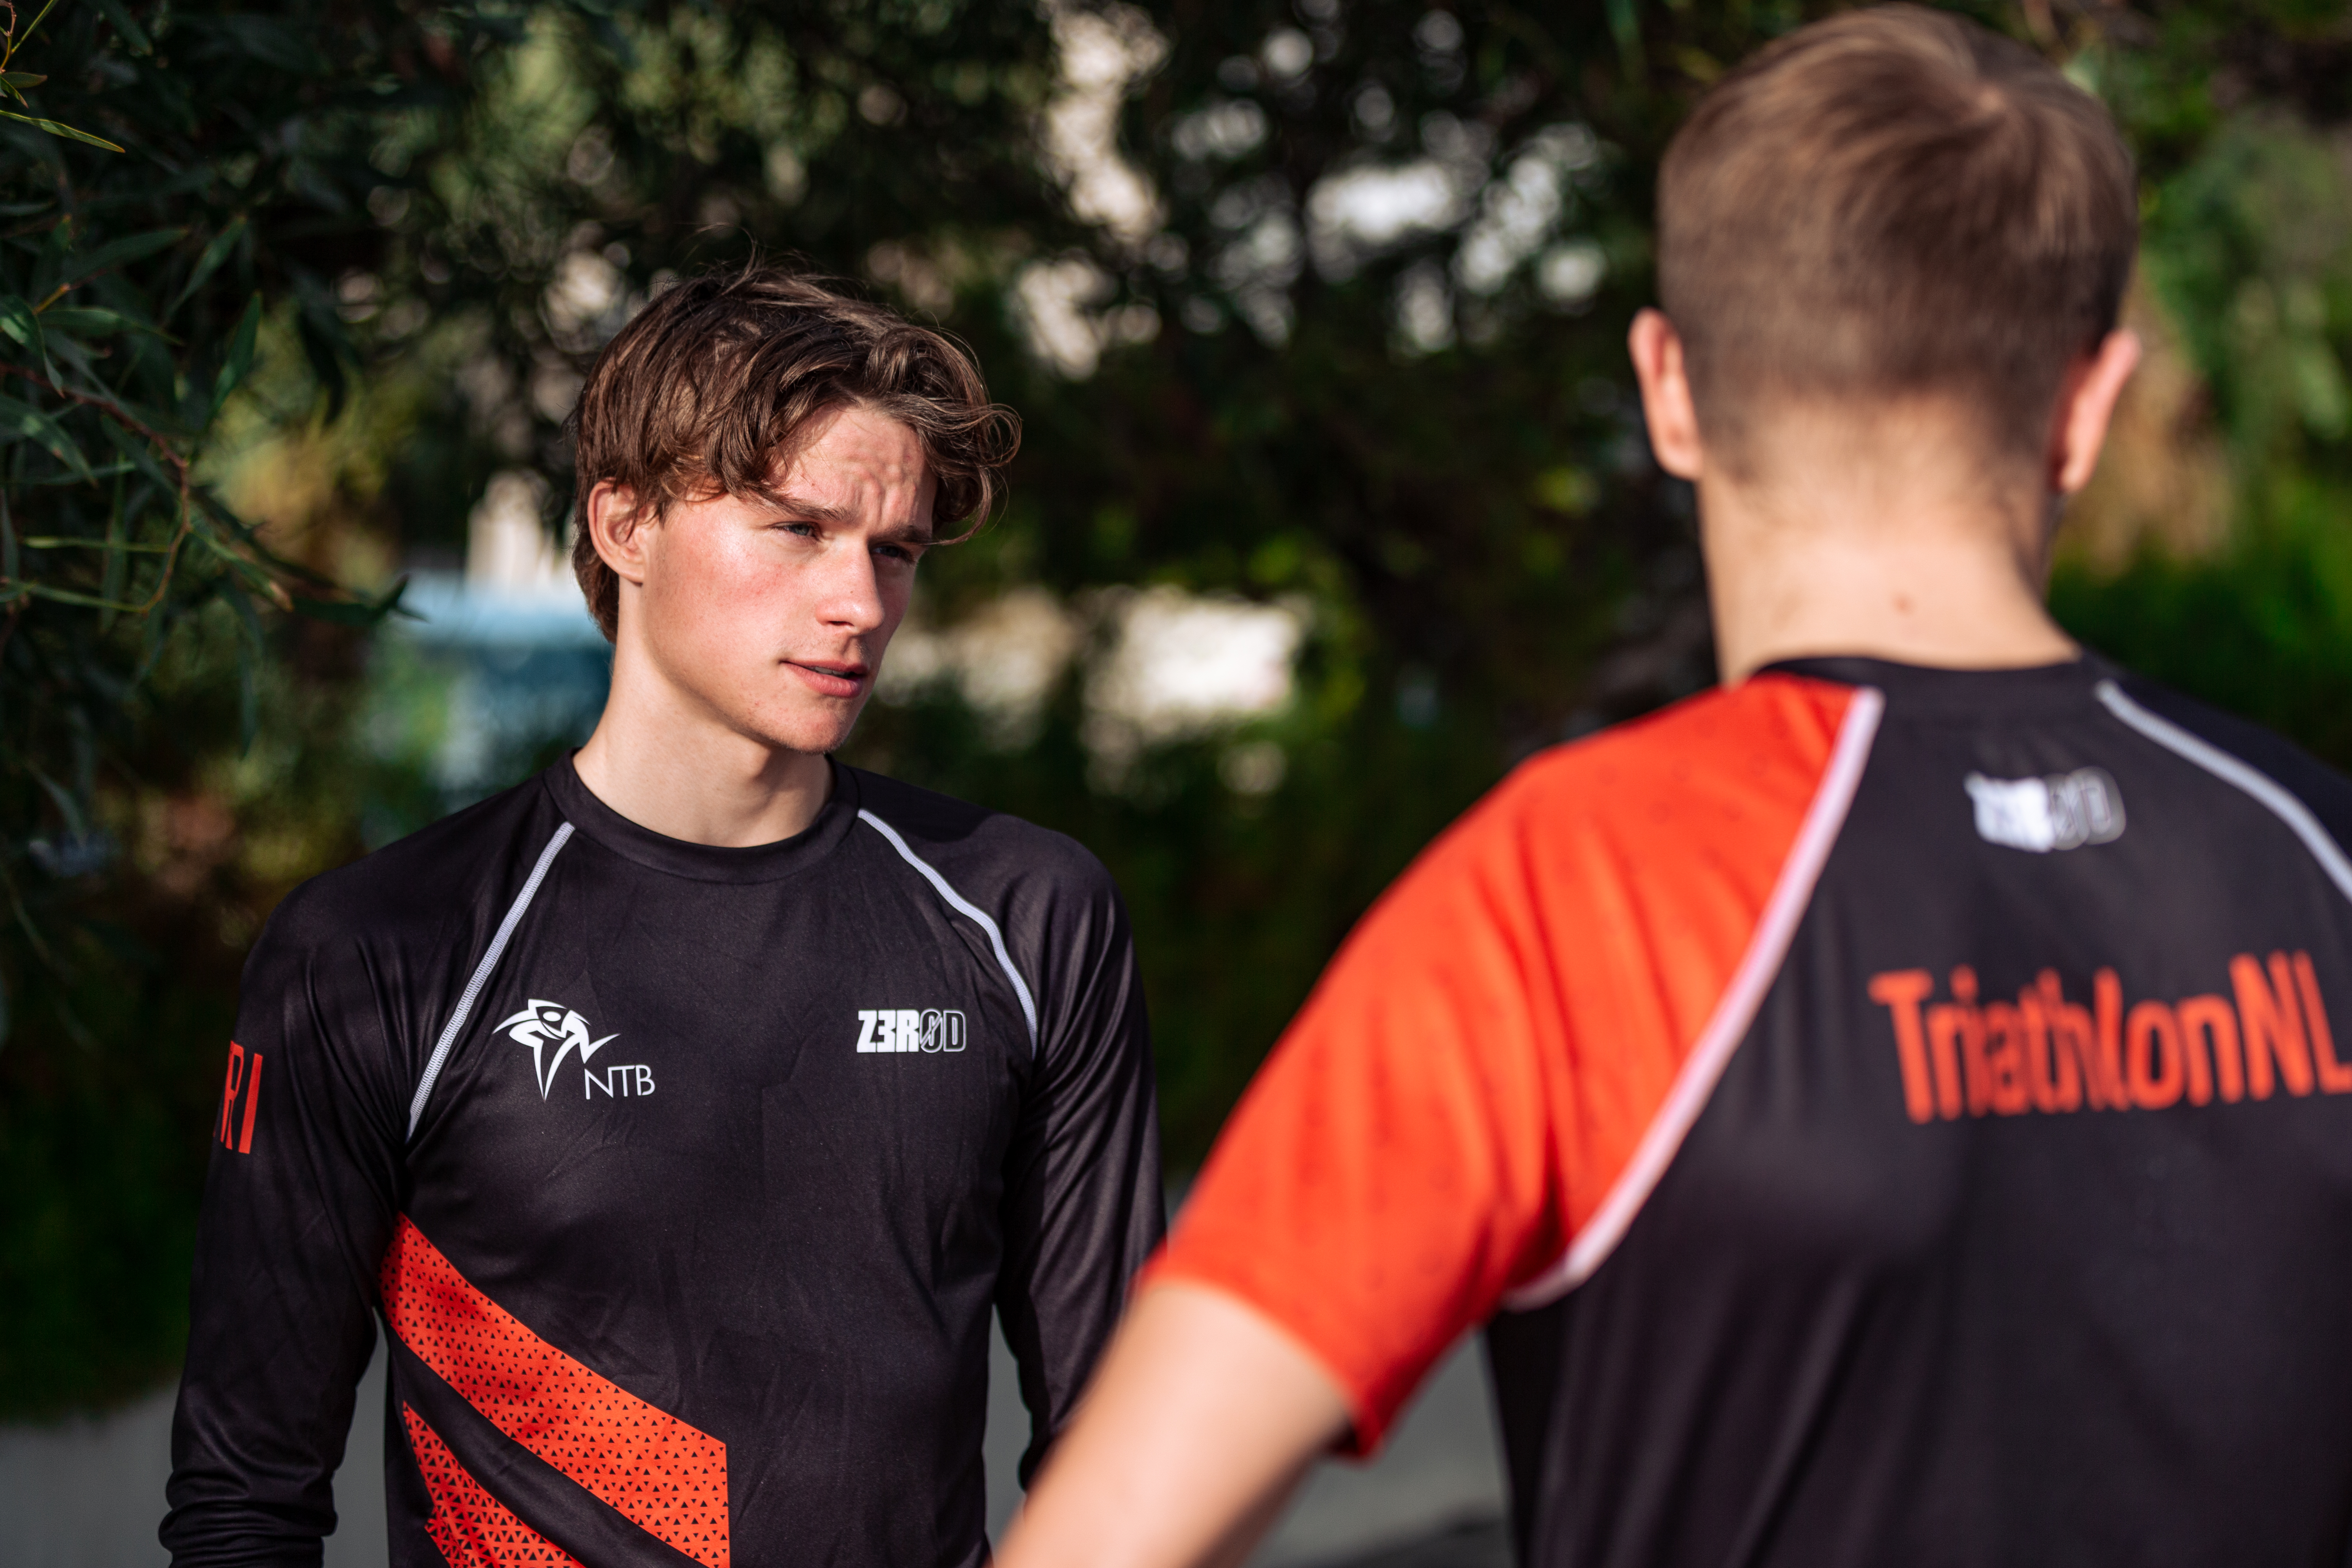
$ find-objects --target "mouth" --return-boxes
[784,659,872,699]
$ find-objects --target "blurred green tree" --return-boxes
[0,0,520,1413]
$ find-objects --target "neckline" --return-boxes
[1757,652,2116,715]
[539,753,862,884]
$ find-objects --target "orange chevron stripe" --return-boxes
[403,1403,583,1568]
[383,1217,730,1567]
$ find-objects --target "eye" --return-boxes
[873,540,924,565]
[782,521,821,539]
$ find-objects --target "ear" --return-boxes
[585,480,652,586]
[2048,329,2142,496]
[1628,309,1705,481]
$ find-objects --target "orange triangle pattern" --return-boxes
[383,1216,731,1568]
[403,1402,585,1568]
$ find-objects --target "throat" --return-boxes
[571,720,836,847]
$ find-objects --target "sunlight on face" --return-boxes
[628,403,936,755]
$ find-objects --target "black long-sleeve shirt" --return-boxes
[162,758,1162,1568]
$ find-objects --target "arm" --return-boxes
[995,854,1165,1485]
[999,1284,1349,1568]
[1002,790,1571,1563]
[161,896,406,1566]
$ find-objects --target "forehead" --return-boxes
[776,402,930,492]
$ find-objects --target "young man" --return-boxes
[162,270,1163,1567]
[1000,10,2352,1568]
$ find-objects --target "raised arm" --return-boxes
[161,893,405,1565]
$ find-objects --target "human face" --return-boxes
[596,402,934,757]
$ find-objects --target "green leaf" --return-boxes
[84,0,151,54]
[100,486,128,622]
[0,292,48,376]
[16,531,169,550]
[283,594,375,627]
[17,0,63,43]
[1606,0,1643,75]
[38,307,162,341]
[208,294,263,425]
[0,393,94,482]
[99,419,181,495]
[294,301,352,421]
[131,596,171,686]
[169,217,247,316]
[54,228,180,289]
[219,573,264,644]
[23,580,144,610]
[287,580,408,627]
[0,74,48,89]
[14,459,132,486]
[28,767,86,841]
[0,109,123,154]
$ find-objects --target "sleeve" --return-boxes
[994,849,1164,1488]
[1142,809,1567,1455]
[160,891,408,1566]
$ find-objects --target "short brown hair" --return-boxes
[566,265,1020,638]
[1658,5,2136,460]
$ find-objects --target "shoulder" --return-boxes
[1410,673,1865,897]
[2102,664,2352,837]
[255,777,557,960]
[1301,675,1868,1045]
[842,766,1117,905]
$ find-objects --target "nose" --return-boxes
[813,542,887,635]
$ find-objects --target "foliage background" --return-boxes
[5,0,2352,1416]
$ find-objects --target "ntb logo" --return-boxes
[855,1009,968,1054]
[498,999,655,1100]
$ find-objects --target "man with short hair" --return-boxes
[163,269,1162,1568]
[998,10,2352,1567]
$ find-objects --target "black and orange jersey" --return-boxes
[1153,655,2352,1567]
[162,758,1161,1568]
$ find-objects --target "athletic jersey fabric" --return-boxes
[1153,655,2352,1567]
[162,758,1162,1568]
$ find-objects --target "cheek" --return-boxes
[877,574,916,632]
[657,530,794,629]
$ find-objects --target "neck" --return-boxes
[573,649,833,848]
[1700,405,2078,683]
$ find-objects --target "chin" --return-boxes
[745,701,866,758]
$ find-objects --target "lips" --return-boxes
[785,659,871,699]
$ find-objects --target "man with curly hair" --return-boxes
[165,268,1162,1568]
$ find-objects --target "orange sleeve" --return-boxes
[1147,676,1857,1450]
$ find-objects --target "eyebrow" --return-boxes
[769,490,934,547]
[767,490,856,525]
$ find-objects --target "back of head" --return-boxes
[1659,5,2136,467]
[568,265,1019,639]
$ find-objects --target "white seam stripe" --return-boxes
[407,822,574,1138]
[1500,687,1885,1312]
[2095,679,2352,907]
[857,808,1040,1053]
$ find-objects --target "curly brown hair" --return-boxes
[565,265,1021,639]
